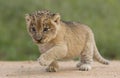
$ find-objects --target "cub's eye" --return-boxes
[43,28,49,32]
[31,27,36,32]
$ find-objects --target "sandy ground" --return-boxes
[0,61,120,78]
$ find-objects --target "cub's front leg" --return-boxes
[37,44,67,72]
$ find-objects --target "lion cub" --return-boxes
[25,10,109,72]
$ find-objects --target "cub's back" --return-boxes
[62,21,93,59]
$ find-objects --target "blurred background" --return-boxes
[0,0,120,60]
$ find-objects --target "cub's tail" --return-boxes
[93,43,110,65]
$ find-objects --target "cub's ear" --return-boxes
[52,13,60,24]
[25,13,31,22]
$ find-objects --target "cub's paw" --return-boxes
[46,65,58,72]
[37,54,53,66]
[37,57,47,66]
[76,62,82,68]
[78,64,92,71]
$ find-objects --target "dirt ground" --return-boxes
[0,61,120,78]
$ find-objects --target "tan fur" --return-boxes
[25,10,109,72]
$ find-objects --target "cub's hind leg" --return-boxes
[46,61,59,72]
[77,36,94,71]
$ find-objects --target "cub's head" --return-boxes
[25,10,61,44]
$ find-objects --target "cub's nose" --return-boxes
[33,34,42,41]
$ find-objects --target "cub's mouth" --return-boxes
[34,38,48,44]
[36,39,42,43]
[33,38,43,44]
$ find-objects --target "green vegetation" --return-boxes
[0,0,120,60]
